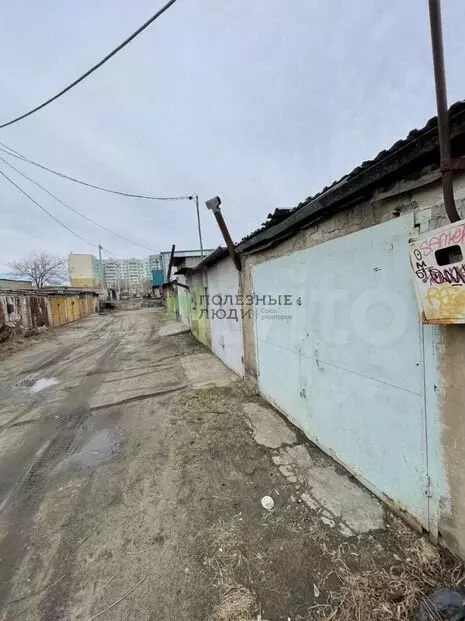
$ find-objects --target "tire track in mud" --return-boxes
[19,314,118,377]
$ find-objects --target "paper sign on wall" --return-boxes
[409,219,465,323]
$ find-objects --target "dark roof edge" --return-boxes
[238,103,465,253]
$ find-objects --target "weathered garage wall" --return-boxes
[176,275,191,327]
[437,326,465,554]
[242,172,465,560]
[164,285,179,320]
[411,177,465,557]
[189,271,210,347]
[206,255,244,376]
[177,290,191,327]
[0,289,98,341]
[49,295,97,326]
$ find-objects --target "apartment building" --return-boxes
[68,254,103,288]
[102,259,121,288]
[103,256,157,292]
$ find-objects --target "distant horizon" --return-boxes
[0,272,31,281]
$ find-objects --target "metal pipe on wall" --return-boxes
[428,0,460,223]
[205,196,241,271]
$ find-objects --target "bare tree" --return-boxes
[10,251,67,288]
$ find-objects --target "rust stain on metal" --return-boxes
[0,290,97,342]
[422,310,463,325]
[30,295,49,328]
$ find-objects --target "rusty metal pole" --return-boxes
[205,196,241,271]
[214,210,241,271]
[428,0,460,222]
[167,243,175,281]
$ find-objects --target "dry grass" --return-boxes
[215,587,257,621]
[206,518,259,621]
[322,539,465,621]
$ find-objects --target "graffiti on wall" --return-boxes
[410,220,465,323]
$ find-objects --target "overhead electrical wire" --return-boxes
[0,143,193,201]
[0,0,178,129]
[0,166,102,250]
[0,155,157,254]
[101,247,118,260]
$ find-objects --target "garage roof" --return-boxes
[238,100,465,253]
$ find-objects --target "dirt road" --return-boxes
[0,308,459,621]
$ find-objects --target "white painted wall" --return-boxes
[177,274,191,327]
[207,256,244,376]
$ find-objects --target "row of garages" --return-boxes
[0,289,99,341]
[164,101,465,562]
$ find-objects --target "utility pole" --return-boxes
[192,194,204,258]
[98,244,105,289]
[428,0,461,222]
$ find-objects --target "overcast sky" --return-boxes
[1,0,465,268]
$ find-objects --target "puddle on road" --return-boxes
[65,429,120,469]
[30,377,58,393]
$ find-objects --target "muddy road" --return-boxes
[0,309,201,620]
[0,308,454,621]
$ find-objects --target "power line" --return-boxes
[101,247,118,260]
[0,166,101,250]
[0,155,157,254]
[101,246,117,260]
[0,0,178,129]
[0,143,193,201]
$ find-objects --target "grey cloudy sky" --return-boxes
[1,0,465,268]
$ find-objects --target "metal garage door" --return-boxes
[208,257,244,376]
[253,216,432,529]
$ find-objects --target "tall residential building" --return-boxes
[103,257,154,292]
[68,254,103,288]
[102,259,121,289]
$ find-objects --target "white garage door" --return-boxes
[208,257,244,376]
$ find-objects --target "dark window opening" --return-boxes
[435,245,463,266]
